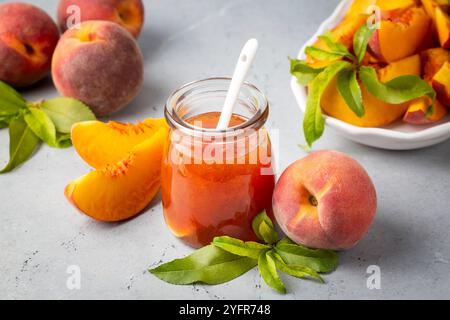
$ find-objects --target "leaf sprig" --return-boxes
[149,211,339,294]
[0,81,96,173]
[291,24,436,147]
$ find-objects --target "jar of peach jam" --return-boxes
[162,78,275,248]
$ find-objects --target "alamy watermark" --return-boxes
[65,5,81,30]
[366,265,381,290]
[66,265,81,290]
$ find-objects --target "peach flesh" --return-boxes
[273,151,377,250]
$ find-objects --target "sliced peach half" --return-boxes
[65,129,166,222]
[368,7,431,62]
[71,118,168,169]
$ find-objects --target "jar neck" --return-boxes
[164,77,269,138]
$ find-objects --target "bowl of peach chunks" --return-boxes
[291,0,450,150]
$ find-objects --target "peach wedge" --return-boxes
[71,118,168,169]
[65,129,167,222]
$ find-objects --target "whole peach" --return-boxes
[0,3,60,87]
[52,21,144,117]
[273,150,377,250]
[57,0,144,38]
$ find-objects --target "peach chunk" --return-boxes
[71,118,168,169]
[273,151,377,250]
[368,7,431,62]
[422,0,448,20]
[65,129,166,222]
[432,61,450,105]
[52,21,144,117]
[347,0,416,17]
[307,15,367,68]
[0,3,60,87]
[58,0,144,38]
[435,6,450,48]
[403,98,447,124]
[421,47,450,81]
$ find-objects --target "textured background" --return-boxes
[0,0,449,300]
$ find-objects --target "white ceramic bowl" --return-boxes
[290,0,450,150]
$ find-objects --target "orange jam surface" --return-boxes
[161,112,275,248]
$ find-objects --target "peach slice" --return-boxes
[65,129,166,222]
[432,61,450,105]
[403,97,447,124]
[435,6,450,48]
[71,118,168,169]
[368,7,431,62]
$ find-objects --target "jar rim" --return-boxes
[164,77,269,136]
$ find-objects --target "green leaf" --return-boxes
[24,108,57,147]
[290,59,325,85]
[212,236,271,260]
[275,237,339,273]
[318,32,354,60]
[337,68,365,117]
[353,24,375,63]
[359,66,436,106]
[303,61,351,147]
[39,97,96,134]
[252,211,279,244]
[55,133,72,149]
[270,251,324,283]
[0,115,13,129]
[0,81,26,116]
[0,117,40,174]
[149,245,257,285]
[305,46,345,62]
[258,251,286,294]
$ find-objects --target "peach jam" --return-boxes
[162,78,275,248]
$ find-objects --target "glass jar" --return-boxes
[162,78,275,248]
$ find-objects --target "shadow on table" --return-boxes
[88,191,163,231]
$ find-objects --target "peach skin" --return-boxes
[273,151,377,250]
[57,0,144,38]
[0,3,60,87]
[52,20,144,117]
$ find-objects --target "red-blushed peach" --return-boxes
[57,0,144,38]
[0,3,60,87]
[273,151,377,250]
[52,21,144,117]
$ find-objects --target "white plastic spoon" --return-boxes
[216,38,259,130]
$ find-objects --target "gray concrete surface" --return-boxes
[1,0,449,300]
